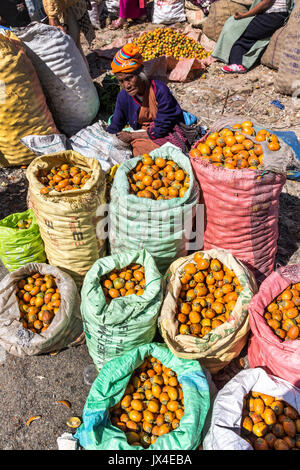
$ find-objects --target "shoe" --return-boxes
[221,64,247,74]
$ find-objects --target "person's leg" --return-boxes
[65,7,90,70]
[110,0,146,29]
[229,12,288,65]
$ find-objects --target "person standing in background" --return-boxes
[42,0,95,62]
[0,0,31,27]
[109,0,147,30]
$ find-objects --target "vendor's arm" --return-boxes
[147,81,183,140]
[42,0,66,31]
[106,91,129,135]
[234,0,275,19]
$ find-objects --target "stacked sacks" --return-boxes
[0,30,58,166]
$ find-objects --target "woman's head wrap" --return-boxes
[111,43,143,74]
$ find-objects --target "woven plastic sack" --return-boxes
[75,342,210,450]
[21,121,132,173]
[26,151,107,288]
[81,249,164,371]
[203,367,300,450]
[159,249,258,374]
[109,143,200,275]
[0,262,82,357]
[190,116,292,283]
[276,1,300,96]
[152,0,186,24]
[248,264,300,387]
[15,23,100,137]
[0,30,58,167]
[0,209,46,271]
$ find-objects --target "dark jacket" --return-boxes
[106,79,184,140]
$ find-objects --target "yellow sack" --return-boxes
[0,31,58,167]
[159,249,258,374]
[27,151,107,287]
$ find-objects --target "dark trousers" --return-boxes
[229,11,288,65]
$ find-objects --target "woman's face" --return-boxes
[116,72,143,96]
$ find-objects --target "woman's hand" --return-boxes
[234,11,246,20]
[49,17,67,33]
[116,131,134,144]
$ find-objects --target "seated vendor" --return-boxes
[212,0,292,74]
[106,43,188,156]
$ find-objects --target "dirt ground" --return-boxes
[0,19,299,450]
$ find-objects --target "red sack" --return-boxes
[248,265,300,388]
[190,157,286,283]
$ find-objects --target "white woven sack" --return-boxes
[21,121,132,173]
[15,23,100,137]
[152,0,186,24]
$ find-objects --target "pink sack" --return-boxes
[190,157,286,283]
[248,265,300,388]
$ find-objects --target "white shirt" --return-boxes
[266,0,287,14]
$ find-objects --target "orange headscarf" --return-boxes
[111,43,143,74]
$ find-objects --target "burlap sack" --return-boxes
[26,151,107,288]
[0,263,82,357]
[203,0,248,42]
[276,2,300,96]
[159,249,258,374]
[261,25,286,70]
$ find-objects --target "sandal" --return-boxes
[109,18,126,30]
[131,15,147,24]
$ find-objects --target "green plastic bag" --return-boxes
[81,249,163,371]
[109,143,200,274]
[0,209,46,271]
[75,342,210,450]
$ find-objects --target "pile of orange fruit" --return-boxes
[241,390,300,450]
[264,282,300,341]
[133,28,210,61]
[15,218,32,230]
[176,253,243,338]
[128,154,189,200]
[37,163,91,194]
[17,272,60,334]
[189,121,281,170]
[101,263,146,303]
[110,355,184,448]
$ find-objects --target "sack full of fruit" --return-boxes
[0,262,82,357]
[203,367,300,450]
[0,209,46,271]
[26,151,107,288]
[80,249,164,371]
[248,264,300,386]
[109,143,200,275]
[188,116,299,283]
[75,342,210,450]
[159,249,258,374]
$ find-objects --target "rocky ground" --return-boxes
[0,19,299,450]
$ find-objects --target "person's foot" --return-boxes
[221,64,247,74]
[131,15,147,24]
[109,17,126,30]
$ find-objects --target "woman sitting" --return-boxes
[106,44,187,157]
[212,0,293,74]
